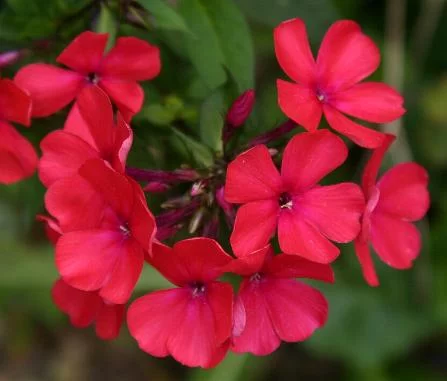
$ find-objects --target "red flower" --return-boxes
[15,31,161,119]
[226,245,333,355]
[0,77,37,184]
[354,134,430,286]
[45,159,156,304]
[274,18,405,148]
[39,86,132,187]
[127,238,233,368]
[225,130,364,262]
[52,278,125,340]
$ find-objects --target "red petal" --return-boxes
[231,279,280,355]
[317,20,380,91]
[376,163,430,221]
[100,37,161,81]
[149,242,189,286]
[276,80,322,131]
[128,288,190,358]
[265,254,334,283]
[225,145,282,203]
[332,82,405,123]
[95,303,125,340]
[230,200,279,258]
[64,104,98,149]
[99,79,144,117]
[278,209,340,263]
[323,105,386,148]
[77,86,115,155]
[57,31,108,74]
[361,134,395,195]
[264,278,328,342]
[113,113,133,172]
[39,130,99,187]
[14,64,84,117]
[0,121,37,184]
[56,230,126,292]
[274,18,316,85]
[36,215,62,244]
[99,240,144,304]
[79,159,133,220]
[45,174,106,231]
[173,238,233,283]
[51,278,101,327]
[354,238,379,287]
[204,282,233,346]
[281,130,347,193]
[0,78,31,125]
[370,213,422,269]
[224,245,271,276]
[296,183,364,243]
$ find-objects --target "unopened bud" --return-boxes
[156,224,182,241]
[226,89,255,128]
[188,208,205,234]
[0,50,23,68]
[143,181,170,193]
[202,213,219,239]
[215,186,236,226]
[247,119,296,148]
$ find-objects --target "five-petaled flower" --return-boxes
[354,134,430,286]
[225,130,365,263]
[15,31,161,121]
[226,245,333,355]
[274,18,405,148]
[127,238,233,368]
[0,76,37,184]
[45,159,156,304]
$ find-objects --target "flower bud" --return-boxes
[225,89,255,128]
[143,181,170,193]
[216,186,236,226]
[0,50,22,69]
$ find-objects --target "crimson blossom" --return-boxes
[39,86,132,187]
[354,134,430,286]
[15,31,161,121]
[45,159,156,304]
[275,18,405,148]
[0,76,37,184]
[52,278,125,340]
[127,238,233,368]
[226,245,333,355]
[225,130,365,263]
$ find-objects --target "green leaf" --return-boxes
[189,353,248,381]
[178,0,254,91]
[96,3,116,48]
[200,90,225,152]
[171,128,214,167]
[178,0,227,90]
[202,0,254,91]
[235,0,338,40]
[137,0,190,32]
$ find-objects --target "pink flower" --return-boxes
[39,86,132,187]
[226,245,333,355]
[225,130,364,262]
[0,77,37,184]
[354,134,430,286]
[45,159,156,304]
[127,238,233,368]
[15,31,161,120]
[52,278,125,340]
[274,18,405,148]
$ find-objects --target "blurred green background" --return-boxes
[0,0,446,380]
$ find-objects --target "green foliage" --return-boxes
[178,0,254,91]
[200,90,225,153]
[137,0,190,33]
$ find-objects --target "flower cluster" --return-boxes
[1,18,429,368]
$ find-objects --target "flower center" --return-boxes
[86,72,99,84]
[190,282,206,297]
[316,88,326,103]
[279,192,293,209]
[119,223,131,236]
[250,272,263,282]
